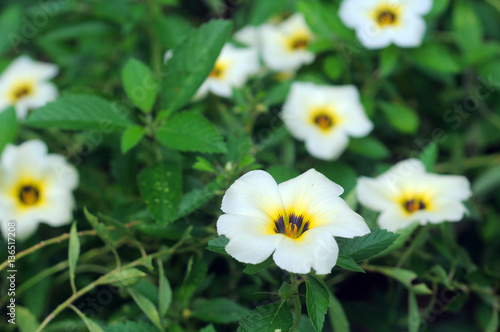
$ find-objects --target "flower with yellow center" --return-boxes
[217,169,370,274]
[260,13,315,72]
[338,0,433,49]
[356,159,472,232]
[195,43,260,99]
[0,140,78,241]
[0,56,59,120]
[282,82,373,160]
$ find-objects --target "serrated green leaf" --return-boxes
[161,20,232,113]
[243,256,274,274]
[191,298,250,324]
[419,141,438,172]
[329,294,350,332]
[128,288,164,332]
[68,222,80,293]
[0,6,22,55]
[156,112,227,153]
[17,306,39,332]
[138,163,182,224]
[207,235,229,255]
[375,222,418,258]
[158,260,172,317]
[0,107,18,154]
[337,228,399,262]
[122,58,157,113]
[336,255,364,273]
[121,125,146,153]
[379,102,419,134]
[306,275,329,332]
[25,94,132,130]
[237,301,293,332]
[101,268,146,287]
[347,137,390,160]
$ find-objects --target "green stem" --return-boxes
[396,225,430,268]
[290,273,302,331]
[434,153,500,173]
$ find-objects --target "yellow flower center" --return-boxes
[314,114,334,130]
[372,4,401,27]
[402,198,427,213]
[310,107,338,133]
[286,32,311,52]
[18,185,41,206]
[209,61,228,80]
[9,81,35,103]
[274,213,310,239]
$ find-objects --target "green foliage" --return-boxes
[121,125,146,153]
[0,5,21,55]
[17,306,40,332]
[237,301,293,332]
[328,294,350,332]
[128,288,165,332]
[337,229,399,262]
[379,102,419,134]
[243,257,274,274]
[305,276,330,332]
[68,222,80,293]
[206,236,229,255]
[0,107,18,154]
[191,298,250,323]
[122,58,158,113]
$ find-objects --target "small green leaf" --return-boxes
[17,306,40,332]
[191,298,250,324]
[84,208,119,262]
[25,94,132,130]
[0,107,18,154]
[156,111,227,153]
[347,137,390,160]
[379,102,419,134]
[161,20,232,113]
[336,255,365,273]
[374,267,432,295]
[237,301,293,332]
[193,156,217,173]
[138,162,182,224]
[243,256,274,274]
[380,46,399,77]
[101,268,146,288]
[329,294,350,332]
[306,275,330,332]
[199,325,217,332]
[179,256,208,302]
[419,141,438,172]
[68,222,80,293]
[207,236,229,255]
[408,291,420,332]
[121,125,146,153]
[70,305,106,332]
[122,58,158,113]
[128,288,165,332]
[158,260,172,317]
[337,228,399,262]
[323,56,344,80]
[410,44,461,74]
[452,1,482,54]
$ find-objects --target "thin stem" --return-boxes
[396,225,430,268]
[290,273,302,331]
[434,153,500,173]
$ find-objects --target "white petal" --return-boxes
[424,174,471,201]
[379,159,426,192]
[404,0,433,15]
[44,154,79,191]
[377,206,415,232]
[1,140,48,176]
[0,216,39,241]
[273,228,339,274]
[390,15,426,48]
[234,26,261,48]
[426,199,468,224]
[356,176,396,211]
[20,81,58,109]
[205,79,233,98]
[338,0,377,28]
[221,170,284,222]
[304,129,349,160]
[357,25,394,49]
[217,214,284,264]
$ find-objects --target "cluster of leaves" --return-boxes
[1,0,500,331]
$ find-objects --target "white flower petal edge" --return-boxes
[357,159,472,232]
[217,168,370,274]
[282,81,373,160]
[0,140,79,241]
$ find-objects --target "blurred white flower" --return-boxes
[196,43,260,98]
[357,159,472,232]
[282,82,373,160]
[338,0,433,49]
[260,13,315,71]
[217,169,369,274]
[0,56,59,120]
[0,140,78,241]
[234,26,261,49]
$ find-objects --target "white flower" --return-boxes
[234,26,261,49]
[260,13,315,71]
[217,169,370,275]
[196,43,260,98]
[282,82,373,160]
[0,56,59,120]
[0,140,78,241]
[338,0,433,49]
[357,159,472,232]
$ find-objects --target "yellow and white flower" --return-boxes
[357,159,472,232]
[282,82,373,160]
[217,169,370,274]
[260,13,315,72]
[196,43,260,98]
[0,56,59,120]
[0,140,78,240]
[338,0,433,49]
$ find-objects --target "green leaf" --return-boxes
[161,20,232,113]
[176,179,223,220]
[374,267,432,295]
[155,14,192,49]
[249,0,289,25]
[243,256,274,274]
[193,156,217,173]
[306,275,330,332]
[17,306,40,332]
[68,222,80,293]
[329,294,350,332]
[375,222,419,258]
[70,305,106,332]
[179,256,208,302]
[380,46,399,77]
[107,321,159,332]
[137,162,182,224]
[200,325,217,332]
[121,125,146,153]
[485,303,499,332]
[337,228,399,262]
[410,44,461,74]
[408,291,420,332]
[237,301,293,332]
[452,1,483,53]
[336,255,365,273]
[0,107,18,154]
[128,288,165,332]
[158,260,172,317]
[323,56,344,80]
[25,94,132,130]
[347,137,390,160]
[101,268,146,288]
[419,141,438,172]
[122,58,158,113]
[263,81,292,107]
[156,112,227,153]
[0,6,22,55]
[266,165,299,183]
[207,236,229,255]
[379,102,419,134]
[191,298,250,323]
[84,208,119,261]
